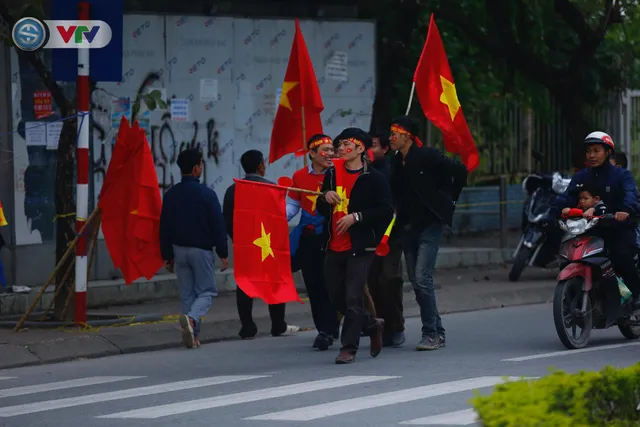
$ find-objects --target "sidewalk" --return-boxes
[0,265,557,370]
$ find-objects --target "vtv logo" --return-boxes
[48,20,112,48]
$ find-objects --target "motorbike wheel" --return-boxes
[509,246,532,282]
[553,278,592,349]
[618,322,640,340]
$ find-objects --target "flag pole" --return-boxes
[405,82,416,115]
[301,105,308,167]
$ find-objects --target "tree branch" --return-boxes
[554,0,595,43]
[0,2,74,116]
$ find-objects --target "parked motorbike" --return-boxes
[552,210,640,350]
[509,172,572,281]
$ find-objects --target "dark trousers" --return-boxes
[236,287,287,336]
[368,238,405,337]
[324,250,376,352]
[605,229,640,295]
[299,234,338,336]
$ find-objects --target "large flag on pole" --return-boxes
[413,14,479,172]
[269,19,324,163]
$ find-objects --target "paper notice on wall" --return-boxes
[170,98,189,121]
[275,88,282,111]
[325,51,348,81]
[45,121,63,150]
[200,79,218,101]
[111,97,131,129]
[25,122,47,146]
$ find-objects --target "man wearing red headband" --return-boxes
[317,127,394,364]
[286,134,339,351]
[389,115,468,351]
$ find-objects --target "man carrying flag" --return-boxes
[317,128,393,364]
[389,115,468,351]
[286,134,339,351]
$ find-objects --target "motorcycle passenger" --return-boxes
[549,131,640,309]
[576,183,606,218]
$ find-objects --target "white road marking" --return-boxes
[502,342,640,362]
[0,376,143,398]
[0,375,266,417]
[0,378,17,381]
[246,376,536,421]
[400,409,478,425]
[99,375,398,419]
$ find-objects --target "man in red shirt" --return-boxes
[317,128,394,364]
[286,134,339,351]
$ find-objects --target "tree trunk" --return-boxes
[53,118,78,321]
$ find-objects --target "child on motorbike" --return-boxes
[561,183,606,218]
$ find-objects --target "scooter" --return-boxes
[552,209,640,349]
[510,172,571,281]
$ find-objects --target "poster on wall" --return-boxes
[33,91,53,119]
[111,97,131,129]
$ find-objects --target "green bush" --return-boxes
[470,363,640,426]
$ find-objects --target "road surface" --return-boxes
[0,303,638,427]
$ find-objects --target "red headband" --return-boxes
[308,136,333,150]
[391,124,423,147]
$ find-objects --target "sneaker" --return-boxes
[179,314,195,349]
[416,336,440,351]
[273,324,300,337]
[439,335,446,347]
[312,332,332,351]
[391,331,406,348]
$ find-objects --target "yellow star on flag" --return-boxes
[279,81,299,110]
[439,75,461,121]
[253,222,275,262]
[333,186,349,214]
[306,185,321,212]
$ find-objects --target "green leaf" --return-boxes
[143,95,156,111]
[156,98,168,110]
[339,109,353,117]
[149,90,163,101]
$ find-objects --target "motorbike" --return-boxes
[509,172,572,281]
[552,210,640,349]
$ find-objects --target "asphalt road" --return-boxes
[0,303,639,427]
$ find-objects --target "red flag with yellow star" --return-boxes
[269,19,324,164]
[233,179,301,304]
[0,201,7,227]
[413,14,479,172]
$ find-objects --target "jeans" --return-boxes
[173,245,218,337]
[324,250,377,352]
[403,222,445,339]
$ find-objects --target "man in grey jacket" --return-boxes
[223,150,300,339]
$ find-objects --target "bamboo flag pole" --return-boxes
[301,105,308,167]
[405,81,416,115]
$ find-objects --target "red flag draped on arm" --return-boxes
[98,117,164,284]
[233,179,301,304]
[269,19,324,163]
[413,14,479,172]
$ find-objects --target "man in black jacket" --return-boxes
[389,116,468,351]
[223,149,300,340]
[368,129,406,347]
[159,149,229,349]
[317,128,394,364]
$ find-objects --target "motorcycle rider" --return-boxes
[549,131,640,309]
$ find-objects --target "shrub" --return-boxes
[470,363,640,426]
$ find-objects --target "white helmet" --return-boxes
[584,131,615,152]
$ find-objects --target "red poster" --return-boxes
[33,91,53,119]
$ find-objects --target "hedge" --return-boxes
[470,363,640,426]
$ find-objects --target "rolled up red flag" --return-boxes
[375,214,396,256]
[562,208,584,218]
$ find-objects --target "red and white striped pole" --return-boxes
[75,1,90,324]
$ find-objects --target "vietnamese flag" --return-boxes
[413,14,479,172]
[269,19,324,163]
[233,179,301,304]
[98,117,164,284]
[0,201,7,226]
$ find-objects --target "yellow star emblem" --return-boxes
[333,186,349,214]
[439,75,461,121]
[306,185,321,212]
[279,81,299,110]
[253,222,275,262]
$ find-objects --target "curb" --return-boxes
[0,282,554,371]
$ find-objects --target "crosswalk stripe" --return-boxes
[0,378,17,381]
[98,375,398,419]
[245,376,532,421]
[399,409,478,425]
[0,375,266,417]
[0,376,143,399]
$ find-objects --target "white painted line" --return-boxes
[0,376,143,398]
[502,342,640,362]
[246,376,535,421]
[0,378,17,381]
[400,409,478,425]
[99,375,398,419]
[0,375,266,417]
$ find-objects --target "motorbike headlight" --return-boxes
[566,218,587,234]
[551,173,570,194]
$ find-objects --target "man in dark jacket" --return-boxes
[223,149,300,339]
[368,129,406,348]
[389,115,468,351]
[159,148,229,349]
[317,128,394,364]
